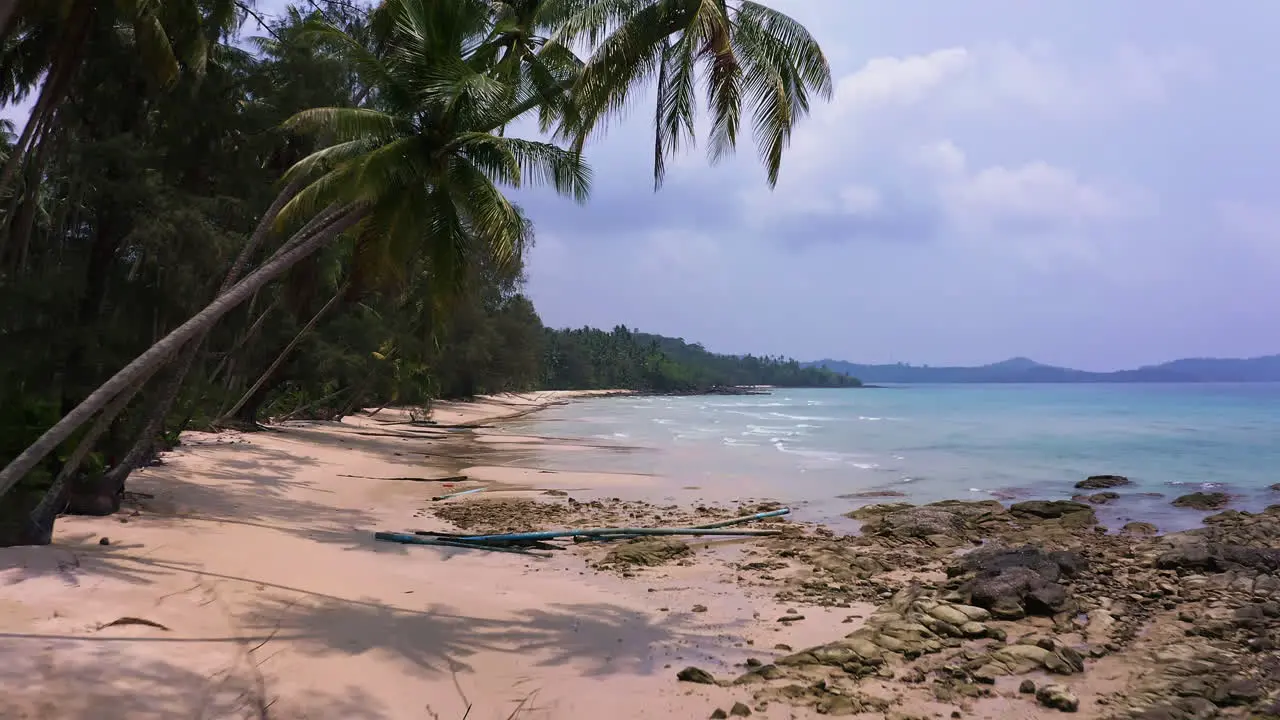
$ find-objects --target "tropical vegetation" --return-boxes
[0,0,837,545]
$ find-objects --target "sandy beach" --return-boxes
[2,391,1279,719]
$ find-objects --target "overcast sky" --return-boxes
[512,1,1280,370]
[17,1,1280,370]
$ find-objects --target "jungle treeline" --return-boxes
[0,0,842,543]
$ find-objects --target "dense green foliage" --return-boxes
[544,326,858,392]
[0,0,835,544]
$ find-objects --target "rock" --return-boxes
[777,614,805,623]
[677,666,716,684]
[729,702,752,717]
[926,603,991,626]
[1026,583,1070,615]
[856,500,1008,545]
[1009,500,1097,526]
[98,537,111,546]
[692,604,708,613]
[845,502,914,520]
[838,489,908,499]
[978,642,1084,677]
[1270,483,1280,492]
[710,710,728,720]
[1155,542,1280,575]
[1208,678,1264,706]
[952,546,1084,617]
[603,538,691,567]
[1075,492,1119,505]
[1019,679,1037,694]
[1123,521,1159,536]
[1036,684,1079,712]
[925,499,1007,519]
[876,507,966,538]
[952,545,1085,581]
[1172,492,1230,511]
[1076,475,1131,490]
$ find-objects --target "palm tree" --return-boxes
[0,0,239,200]
[553,0,831,188]
[0,0,833,509]
[0,0,589,502]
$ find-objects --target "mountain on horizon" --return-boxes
[806,355,1280,384]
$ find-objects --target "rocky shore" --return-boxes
[432,482,1280,719]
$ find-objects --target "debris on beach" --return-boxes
[378,499,790,554]
[430,484,485,501]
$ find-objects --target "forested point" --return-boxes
[0,0,837,545]
[543,326,859,393]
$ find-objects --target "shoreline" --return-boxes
[1,391,1278,719]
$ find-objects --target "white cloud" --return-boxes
[735,40,1183,257]
[833,48,972,111]
[925,144,1154,233]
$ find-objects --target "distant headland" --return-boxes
[805,355,1280,384]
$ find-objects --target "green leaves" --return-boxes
[554,0,830,188]
[279,0,592,310]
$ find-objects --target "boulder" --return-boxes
[951,544,1085,581]
[1036,684,1080,712]
[875,507,966,538]
[1122,521,1159,536]
[1072,492,1119,505]
[952,546,1084,618]
[1172,492,1230,511]
[1076,474,1131,490]
[1013,499,1095,527]
[1154,542,1280,575]
[677,666,716,684]
[844,502,914,520]
[924,499,1006,519]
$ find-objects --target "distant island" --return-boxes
[806,355,1280,384]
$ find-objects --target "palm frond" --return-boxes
[455,131,591,201]
[283,107,406,144]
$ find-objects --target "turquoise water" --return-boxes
[515,384,1280,531]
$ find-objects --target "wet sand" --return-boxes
[1,391,1278,719]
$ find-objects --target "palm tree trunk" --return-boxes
[98,181,306,490]
[339,345,398,417]
[280,385,350,422]
[0,0,87,197]
[207,296,281,386]
[11,122,59,271]
[26,377,148,538]
[220,282,350,422]
[0,205,364,501]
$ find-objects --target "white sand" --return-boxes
[0,391,848,719]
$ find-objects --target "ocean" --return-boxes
[513,383,1280,531]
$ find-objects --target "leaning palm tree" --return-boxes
[0,0,833,508]
[0,0,588,502]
